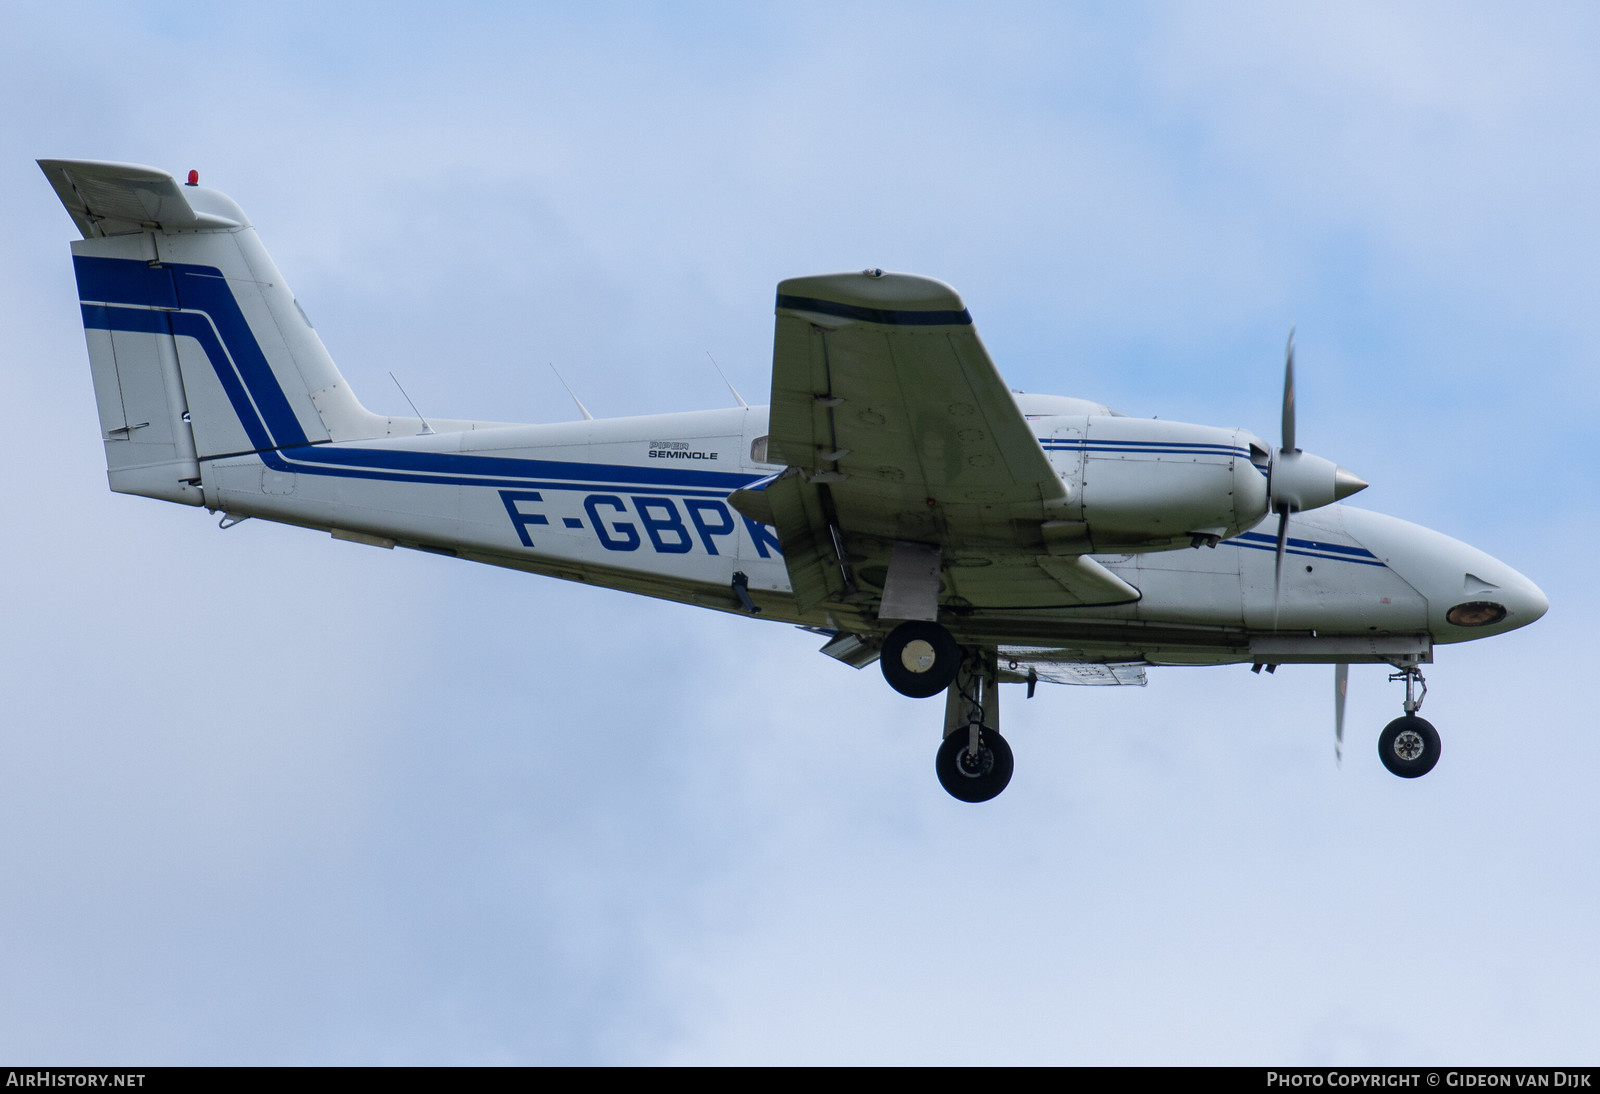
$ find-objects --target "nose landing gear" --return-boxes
[1380,665,1440,778]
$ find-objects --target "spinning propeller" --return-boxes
[1334,661,1348,765]
[1263,331,1366,763]
[1266,329,1369,627]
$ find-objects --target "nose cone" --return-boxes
[1494,569,1549,627]
[1340,508,1548,642]
[1440,551,1547,638]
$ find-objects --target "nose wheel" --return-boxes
[1380,665,1441,778]
[1378,715,1441,778]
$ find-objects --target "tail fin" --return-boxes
[40,159,384,505]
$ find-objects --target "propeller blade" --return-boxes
[1334,662,1348,765]
[1281,327,1297,454]
[1272,509,1290,629]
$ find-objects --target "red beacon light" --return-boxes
[185,169,199,186]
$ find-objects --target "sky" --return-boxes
[2,0,1598,1065]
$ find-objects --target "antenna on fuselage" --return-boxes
[549,363,595,421]
[389,371,434,435]
[707,351,748,408]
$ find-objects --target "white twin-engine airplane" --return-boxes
[42,158,1548,802]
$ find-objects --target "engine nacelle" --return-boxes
[1042,416,1271,550]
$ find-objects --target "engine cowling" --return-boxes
[1042,416,1272,550]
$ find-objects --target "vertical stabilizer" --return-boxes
[40,159,387,505]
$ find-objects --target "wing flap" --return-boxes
[996,655,1148,687]
[763,468,844,614]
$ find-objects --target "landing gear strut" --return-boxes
[934,648,1013,802]
[1379,665,1440,778]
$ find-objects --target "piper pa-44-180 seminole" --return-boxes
[41,158,1549,802]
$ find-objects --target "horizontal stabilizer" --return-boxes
[39,159,243,238]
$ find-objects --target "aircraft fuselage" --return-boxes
[197,401,1544,668]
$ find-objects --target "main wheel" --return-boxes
[1378,715,1441,778]
[936,729,1014,803]
[880,621,962,698]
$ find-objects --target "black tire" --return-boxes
[880,621,962,698]
[1378,715,1441,778]
[936,729,1014,803]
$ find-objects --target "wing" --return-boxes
[739,270,1136,617]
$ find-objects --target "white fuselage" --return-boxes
[200,399,1546,667]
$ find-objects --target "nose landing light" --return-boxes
[1446,601,1508,627]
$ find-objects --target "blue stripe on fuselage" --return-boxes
[272,440,751,492]
[1225,530,1383,566]
[76,256,759,495]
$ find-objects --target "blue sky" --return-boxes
[2,1,1597,1064]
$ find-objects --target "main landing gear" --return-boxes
[1379,665,1440,778]
[882,622,1014,803]
[936,648,1013,802]
[880,620,963,698]
[937,726,1013,803]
